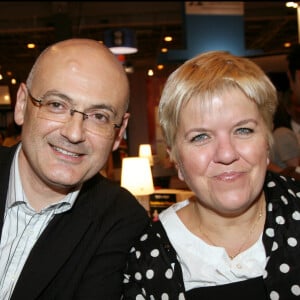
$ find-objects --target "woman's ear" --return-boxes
[14,83,28,126]
[167,147,185,181]
[177,165,185,181]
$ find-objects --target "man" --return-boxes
[287,44,300,105]
[287,44,300,143]
[0,38,149,299]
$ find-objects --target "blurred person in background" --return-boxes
[286,44,300,143]
[269,93,300,178]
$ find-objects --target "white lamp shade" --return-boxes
[138,144,153,166]
[121,157,154,196]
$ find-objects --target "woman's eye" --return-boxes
[236,127,253,135]
[191,133,209,142]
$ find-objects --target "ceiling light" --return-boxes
[27,43,36,49]
[286,2,298,8]
[147,69,154,76]
[104,28,138,55]
[164,36,173,42]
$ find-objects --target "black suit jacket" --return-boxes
[0,144,150,300]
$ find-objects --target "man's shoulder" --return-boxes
[0,144,17,163]
[274,126,295,137]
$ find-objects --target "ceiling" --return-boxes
[0,1,298,84]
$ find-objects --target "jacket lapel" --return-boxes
[0,145,18,236]
[11,182,95,299]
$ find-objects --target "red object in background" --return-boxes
[116,54,126,63]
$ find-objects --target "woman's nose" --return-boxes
[213,136,239,164]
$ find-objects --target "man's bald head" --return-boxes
[26,38,130,112]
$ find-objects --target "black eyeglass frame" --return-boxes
[26,88,122,130]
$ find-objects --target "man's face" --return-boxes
[14,42,129,192]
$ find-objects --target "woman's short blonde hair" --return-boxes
[159,51,278,159]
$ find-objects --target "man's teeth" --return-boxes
[54,146,80,157]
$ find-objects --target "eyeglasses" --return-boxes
[27,88,122,138]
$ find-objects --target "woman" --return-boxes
[123,51,300,299]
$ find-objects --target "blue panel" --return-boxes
[159,13,263,64]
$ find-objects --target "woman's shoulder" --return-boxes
[265,171,300,196]
[134,220,170,249]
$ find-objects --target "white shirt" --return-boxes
[159,200,267,292]
[0,144,80,300]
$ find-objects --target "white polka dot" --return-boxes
[292,285,300,296]
[135,251,141,259]
[292,211,300,220]
[276,216,285,225]
[279,263,290,273]
[161,293,169,300]
[165,268,173,279]
[179,293,185,300]
[150,249,159,257]
[280,175,287,181]
[271,241,278,251]
[263,269,268,279]
[288,237,297,247]
[140,234,148,241]
[135,272,142,280]
[280,195,288,205]
[288,189,296,197]
[146,269,154,279]
[296,192,300,198]
[130,246,135,253]
[268,203,273,211]
[270,290,279,300]
[267,181,276,188]
[136,294,145,300]
[150,296,155,300]
[266,228,275,237]
[156,232,161,238]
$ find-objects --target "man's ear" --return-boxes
[14,83,28,126]
[112,112,130,151]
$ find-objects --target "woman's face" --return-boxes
[174,87,269,216]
